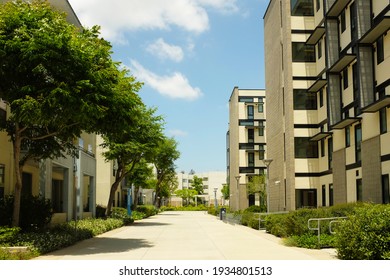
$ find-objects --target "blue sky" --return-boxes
[68,0,269,173]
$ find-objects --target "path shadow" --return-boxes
[39,237,154,257]
[132,222,171,227]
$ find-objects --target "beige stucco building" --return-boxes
[264,0,390,211]
[227,87,268,211]
[174,171,227,207]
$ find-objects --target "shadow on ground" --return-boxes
[39,237,154,257]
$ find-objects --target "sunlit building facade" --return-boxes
[264,0,390,211]
[227,87,268,211]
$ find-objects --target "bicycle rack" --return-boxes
[308,217,347,244]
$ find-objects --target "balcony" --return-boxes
[362,96,390,113]
[331,117,361,129]
[360,17,390,44]
[308,78,327,93]
[328,54,356,73]
[306,26,325,45]
[310,132,332,141]
[326,0,350,17]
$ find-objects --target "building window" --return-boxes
[377,35,384,64]
[52,180,64,213]
[239,120,254,126]
[0,165,4,198]
[0,108,6,127]
[294,137,319,158]
[247,105,254,119]
[239,97,253,102]
[343,68,348,90]
[292,42,315,62]
[259,145,265,160]
[258,98,264,113]
[341,9,346,33]
[345,126,351,147]
[321,139,325,157]
[328,137,333,169]
[329,184,334,206]
[293,89,317,110]
[316,0,320,12]
[248,153,255,167]
[258,121,265,136]
[291,0,314,16]
[296,189,317,208]
[356,179,363,201]
[380,108,387,134]
[350,2,357,41]
[382,174,390,204]
[317,39,322,59]
[319,88,324,108]
[355,124,362,162]
[248,129,254,143]
[322,185,326,206]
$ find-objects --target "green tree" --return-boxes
[191,175,204,195]
[174,189,198,206]
[246,175,267,211]
[0,0,121,226]
[221,183,230,200]
[153,137,180,208]
[124,159,154,208]
[100,100,164,216]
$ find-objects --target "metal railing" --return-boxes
[308,217,347,244]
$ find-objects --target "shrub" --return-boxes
[0,227,21,244]
[284,233,336,249]
[110,207,133,225]
[244,205,265,213]
[135,205,158,217]
[335,204,390,260]
[131,211,146,220]
[95,205,106,218]
[0,195,53,231]
[264,213,289,237]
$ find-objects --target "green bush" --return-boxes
[335,204,390,260]
[264,213,289,237]
[135,205,158,217]
[110,207,133,225]
[0,227,21,244]
[131,211,146,220]
[0,195,53,231]
[95,205,106,218]
[244,205,265,213]
[284,233,336,249]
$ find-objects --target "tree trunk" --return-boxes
[105,180,121,217]
[11,132,23,227]
[133,185,140,208]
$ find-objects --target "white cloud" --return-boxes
[68,0,239,42]
[130,60,203,101]
[146,38,184,62]
[169,129,189,137]
[196,0,239,13]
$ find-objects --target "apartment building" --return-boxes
[175,171,227,207]
[0,0,97,224]
[227,87,268,211]
[264,0,390,211]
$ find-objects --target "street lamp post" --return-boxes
[213,188,218,210]
[235,175,241,210]
[263,159,273,213]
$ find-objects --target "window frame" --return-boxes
[292,42,316,62]
[293,89,318,110]
[377,35,384,65]
[294,137,319,159]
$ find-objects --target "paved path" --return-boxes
[35,211,337,260]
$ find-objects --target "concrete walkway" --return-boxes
[35,211,337,260]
